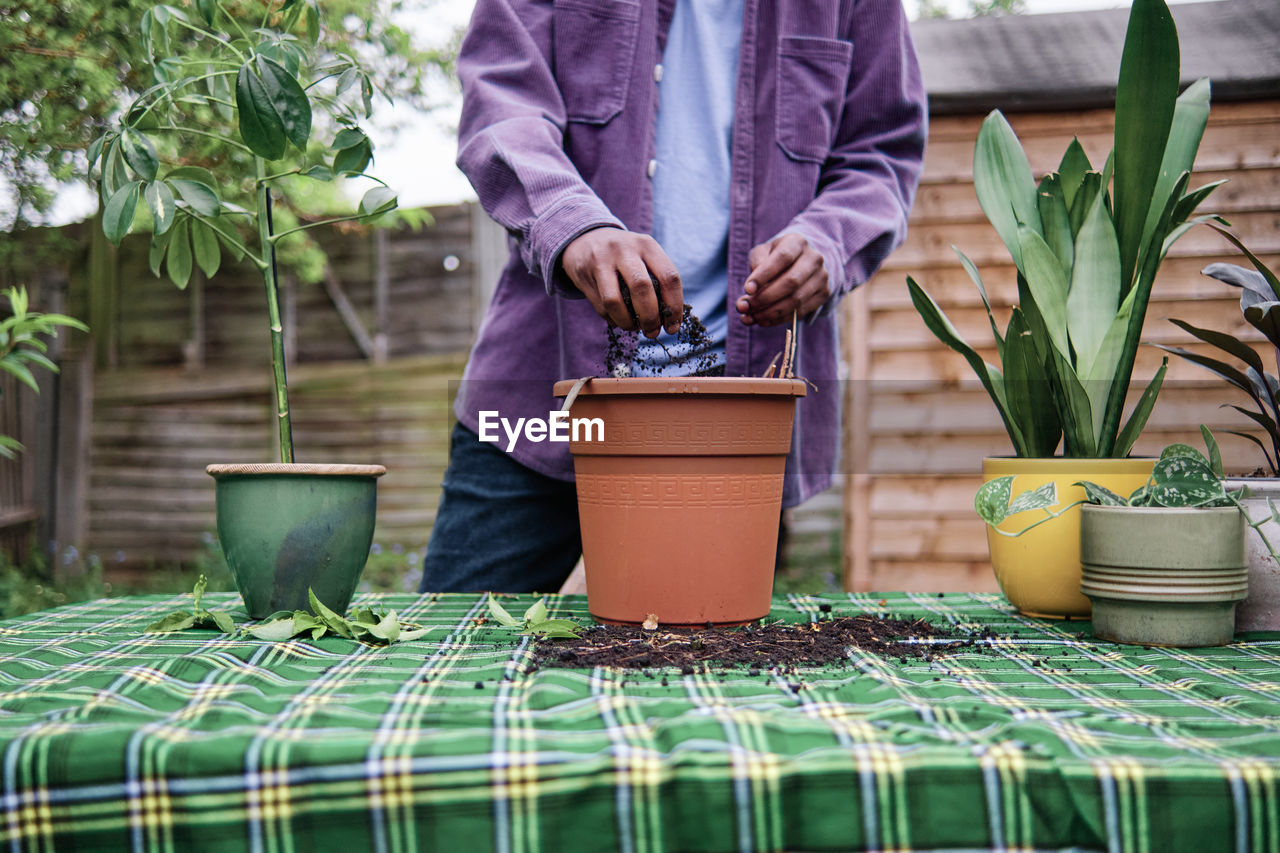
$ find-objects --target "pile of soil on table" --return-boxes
[532,612,977,673]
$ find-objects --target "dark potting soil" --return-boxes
[532,614,974,673]
[604,282,720,377]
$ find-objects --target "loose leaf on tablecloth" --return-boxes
[247,589,432,645]
[145,574,238,634]
[486,594,584,639]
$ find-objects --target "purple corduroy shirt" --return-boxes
[453,0,926,506]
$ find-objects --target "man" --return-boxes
[421,0,926,593]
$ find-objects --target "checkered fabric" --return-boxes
[1,592,1277,853]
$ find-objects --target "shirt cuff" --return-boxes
[528,197,625,298]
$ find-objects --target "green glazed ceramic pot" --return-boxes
[1080,505,1247,647]
[207,463,386,618]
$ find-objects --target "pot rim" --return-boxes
[982,456,1156,474]
[552,376,806,398]
[206,463,386,478]
[1080,504,1241,516]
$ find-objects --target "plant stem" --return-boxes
[153,125,254,154]
[256,158,294,463]
[987,500,1087,538]
[268,213,371,242]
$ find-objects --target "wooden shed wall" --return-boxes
[841,99,1280,594]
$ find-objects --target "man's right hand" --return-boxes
[560,227,683,338]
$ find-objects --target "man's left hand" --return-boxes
[735,233,831,327]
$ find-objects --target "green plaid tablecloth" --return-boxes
[1,592,1278,853]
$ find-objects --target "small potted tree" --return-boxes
[907,0,1221,618]
[90,0,401,617]
[1158,233,1280,630]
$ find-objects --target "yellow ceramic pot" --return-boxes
[982,457,1155,618]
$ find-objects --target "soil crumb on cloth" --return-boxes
[532,615,970,672]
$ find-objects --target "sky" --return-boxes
[39,0,1223,225]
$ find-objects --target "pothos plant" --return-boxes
[89,0,400,463]
[977,428,1280,562]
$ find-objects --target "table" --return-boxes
[1,592,1277,852]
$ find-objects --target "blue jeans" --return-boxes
[420,423,582,593]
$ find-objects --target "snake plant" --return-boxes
[908,0,1222,458]
[1159,232,1280,475]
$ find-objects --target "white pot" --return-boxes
[1225,477,1280,631]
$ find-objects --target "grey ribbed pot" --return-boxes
[1080,505,1247,647]
[1224,478,1280,631]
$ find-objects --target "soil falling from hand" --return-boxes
[605,283,720,377]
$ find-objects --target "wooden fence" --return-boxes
[842,98,1280,593]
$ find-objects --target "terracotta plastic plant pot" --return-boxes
[553,377,806,626]
[1223,477,1280,631]
[982,457,1155,618]
[206,463,386,619]
[1080,505,1247,647]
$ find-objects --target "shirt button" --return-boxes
[647,159,657,178]
[653,64,663,82]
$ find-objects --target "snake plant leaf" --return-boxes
[1068,172,1103,238]
[1049,345,1097,457]
[974,111,1042,270]
[165,218,193,290]
[103,181,142,246]
[1205,226,1280,297]
[1112,0,1180,293]
[236,61,286,159]
[1017,226,1071,362]
[1057,138,1093,210]
[1067,191,1122,378]
[952,246,1005,358]
[1137,77,1211,268]
[1004,309,1063,457]
[1167,318,1266,375]
[1113,358,1168,458]
[1074,480,1128,506]
[1162,213,1228,266]
[1038,174,1074,280]
[1173,180,1227,225]
[1199,426,1225,477]
[1081,292,1137,439]
[143,180,176,235]
[907,276,1026,454]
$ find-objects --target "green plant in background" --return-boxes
[908,0,1223,459]
[89,0,403,463]
[1159,232,1280,474]
[487,594,584,639]
[0,286,87,458]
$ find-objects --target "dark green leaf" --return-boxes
[1138,77,1210,263]
[332,140,372,175]
[309,589,353,638]
[1004,309,1062,458]
[1173,179,1226,226]
[1168,318,1266,376]
[191,219,221,278]
[1112,0,1180,293]
[103,181,142,245]
[196,0,218,26]
[1160,442,1205,463]
[1017,225,1071,360]
[302,165,333,181]
[305,2,321,44]
[1069,172,1102,237]
[332,127,367,150]
[148,229,172,277]
[146,611,196,633]
[1037,174,1073,280]
[144,181,177,235]
[166,218,193,290]
[256,56,312,150]
[87,134,108,174]
[1057,138,1092,210]
[1113,358,1168,457]
[121,127,159,182]
[169,179,221,217]
[1148,454,1227,507]
[236,62,287,159]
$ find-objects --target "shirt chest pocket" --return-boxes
[552,0,641,124]
[775,36,853,163]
